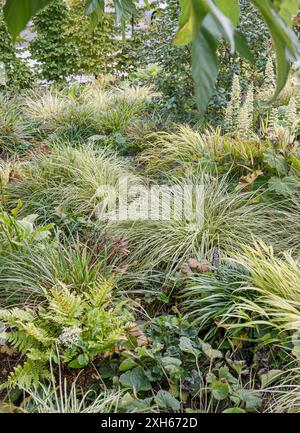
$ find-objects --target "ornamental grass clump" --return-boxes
[225,241,300,337]
[0,94,31,155]
[0,238,114,307]
[139,125,269,179]
[106,175,287,274]
[8,143,140,223]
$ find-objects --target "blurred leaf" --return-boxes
[192,20,219,116]
[215,0,240,26]
[4,0,52,40]
[234,31,255,63]
[252,0,299,100]
[277,0,300,25]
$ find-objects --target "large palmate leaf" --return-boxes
[175,0,300,114]
[4,0,53,40]
[192,20,219,115]
[252,0,300,99]
[85,0,105,27]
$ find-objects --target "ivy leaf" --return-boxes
[4,0,52,41]
[235,389,262,411]
[222,407,245,413]
[268,176,300,196]
[263,149,287,176]
[119,366,151,394]
[154,390,181,411]
[260,369,283,388]
[179,336,200,358]
[68,353,89,368]
[118,358,138,372]
[200,340,222,360]
[211,379,229,400]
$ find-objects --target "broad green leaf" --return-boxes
[191,0,211,29]
[161,356,182,375]
[173,15,193,46]
[290,155,300,171]
[178,0,193,27]
[154,390,181,410]
[175,0,210,45]
[68,353,89,368]
[206,0,235,51]
[4,0,52,40]
[85,0,105,28]
[119,366,151,393]
[118,392,136,408]
[214,0,240,26]
[276,0,300,25]
[86,0,104,15]
[218,366,238,384]
[114,0,137,23]
[136,347,155,359]
[234,31,255,63]
[192,20,219,116]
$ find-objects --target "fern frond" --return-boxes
[0,308,35,325]
[1,359,50,389]
[4,331,37,355]
[48,283,83,321]
[19,322,53,344]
